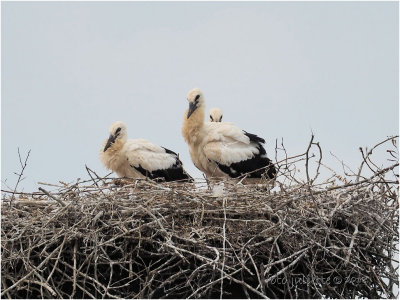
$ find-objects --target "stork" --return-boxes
[209,107,223,122]
[182,88,276,181]
[100,121,192,182]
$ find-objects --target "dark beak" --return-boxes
[187,102,197,119]
[103,134,116,152]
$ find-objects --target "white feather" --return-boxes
[202,122,260,166]
[123,139,178,172]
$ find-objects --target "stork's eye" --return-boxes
[115,127,121,135]
[195,94,200,101]
[210,115,213,120]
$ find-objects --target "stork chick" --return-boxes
[100,121,192,182]
[209,107,223,122]
[182,88,276,181]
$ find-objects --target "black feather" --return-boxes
[216,131,276,179]
[162,147,178,156]
[131,148,193,182]
[132,162,193,182]
[243,131,265,144]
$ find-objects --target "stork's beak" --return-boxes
[187,102,197,119]
[103,134,116,152]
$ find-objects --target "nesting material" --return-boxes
[1,137,398,299]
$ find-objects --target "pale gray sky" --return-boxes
[2,1,398,192]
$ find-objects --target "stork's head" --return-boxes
[103,121,127,152]
[209,107,223,122]
[186,88,205,119]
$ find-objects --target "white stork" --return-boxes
[209,107,223,122]
[100,121,192,182]
[182,88,276,181]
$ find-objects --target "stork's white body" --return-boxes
[100,122,191,181]
[100,138,177,178]
[187,123,262,178]
[182,89,276,180]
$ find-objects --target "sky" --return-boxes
[1,1,399,193]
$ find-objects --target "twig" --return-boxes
[10,148,31,205]
[220,197,227,299]
[345,223,358,265]
[72,239,78,298]
[38,187,66,207]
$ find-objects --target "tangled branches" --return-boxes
[1,136,398,298]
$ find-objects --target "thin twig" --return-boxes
[11,148,31,205]
[38,187,66,207]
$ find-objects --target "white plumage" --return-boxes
[182,88,276,180]
[203,123,259,165]
[100,121,192,181]
[123,139,177,172]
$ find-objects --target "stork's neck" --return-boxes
[182,105,205,145]
[100,138,126,170]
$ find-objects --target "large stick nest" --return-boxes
[1,136,399,298]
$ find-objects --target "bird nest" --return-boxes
[1,136,399,299]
